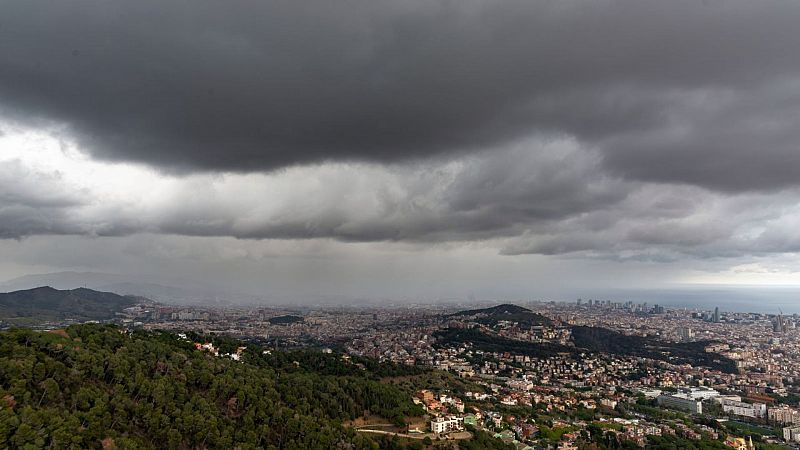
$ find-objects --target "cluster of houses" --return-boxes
[415,389,545,446]
[176,333,247,361]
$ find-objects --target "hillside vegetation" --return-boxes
[434,327,575,359]
[0,324,425,449]
[439,303,739,374]
[571,326,738,374]
[450,304,553,327]
[267,315,304,325]
[0,287,136,325]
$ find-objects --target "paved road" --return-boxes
[355,428,472,440]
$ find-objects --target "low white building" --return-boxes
[637,388,663,399]
[657,393,703,414]
[431,416,464,434]
[771,406,800,425]
[784,425,800,443]
[680,387,720,401]
[600,398,618,409]
[714,395,742,403]
[721,399,766,419]
[507,379,534,391]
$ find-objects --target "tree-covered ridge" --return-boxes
[0,324,425,449]
[571,326,739,374]
[0,286,137,325]
[267,315,304,325]
[449,303,553,327]
[435,325,738,374]
[450,304,531,317]
[434,327,576,358]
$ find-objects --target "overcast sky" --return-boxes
[2,0,800,306]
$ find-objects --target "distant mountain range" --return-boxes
[0,286,140,325]
[0,271,127,292]
[0,272,258,305]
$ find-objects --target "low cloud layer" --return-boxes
[1,135,625,243]
[3,134,800,264]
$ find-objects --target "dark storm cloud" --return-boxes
[1,0,800,191]
[601,82,800,191]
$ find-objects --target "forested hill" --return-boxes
[450,303,530,316]
[434,327,576,358]
[450,303,553,327]
[267,314,304,325]
[0,324,425,449]
[0,286,137,325]
[571,326,739,374]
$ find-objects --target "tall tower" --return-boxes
[713,307,720,323]
[773,314,786,333]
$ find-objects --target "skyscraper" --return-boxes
[713,307,720,323]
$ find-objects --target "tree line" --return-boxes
[0,324,426,449]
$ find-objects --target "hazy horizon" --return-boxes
[3,270,800,314]
[3,0,800,309]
